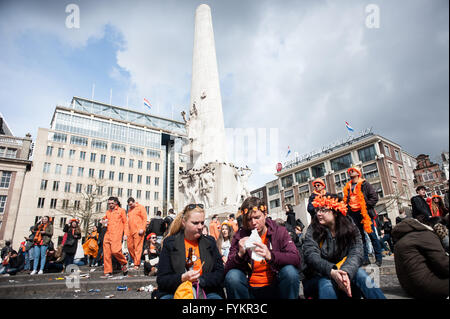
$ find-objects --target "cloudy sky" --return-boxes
[0,0,448,190]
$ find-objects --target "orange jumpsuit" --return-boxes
[126,203,147,266]
[102,205,129,274]
[209,220,221,240]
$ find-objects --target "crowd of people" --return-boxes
[1,168,449,299]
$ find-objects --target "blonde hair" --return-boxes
[165,205,205,238]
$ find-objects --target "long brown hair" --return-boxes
[165,205,205,238]
[216,223,234,254]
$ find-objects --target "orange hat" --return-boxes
[347,166,362,177]
[312,178,326,188]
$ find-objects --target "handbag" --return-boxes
[149,257,159,266]
[174,281,194,299]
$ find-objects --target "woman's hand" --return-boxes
[253,242,272,261]
[330,269,352,297]
[238,237,249,258]
[181,269,201,283]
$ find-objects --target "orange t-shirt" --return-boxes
[349,192,361,211]
[249,231,274,287]
[184,239,203,275]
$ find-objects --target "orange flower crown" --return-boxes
[243,205,267,215]
[312,195,348,216]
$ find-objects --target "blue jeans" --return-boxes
[224,265,300,299]
[160,292,222,299]
[24,251,30,270]
[33,245,48,271]
[303,268,386,299]
[364,224,383,262]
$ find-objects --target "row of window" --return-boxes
[383,144,402,162]
[45,147,161,170]
[0,195,7,214]
[40,178,160,194]
[37,190,160,209]
[43,162,160,178]
[0,147,18,159]
[0,171,12,188]
[53,111,162,149]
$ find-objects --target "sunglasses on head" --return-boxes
[187,203,204,210]
[150,236,156,239]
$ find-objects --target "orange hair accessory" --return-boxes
[243,205,267,215]
[312,178,326,188]
[312,195,348,216]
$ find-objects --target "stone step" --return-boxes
[0,273,157,298]
[0,265,146,283]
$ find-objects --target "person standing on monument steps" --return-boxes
[101,197,129,278]
[307,178,330,218]
[343,166,383,267]
[126,197,147,270]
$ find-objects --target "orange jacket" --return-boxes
[103,205,129,241]
[127,203,147,235]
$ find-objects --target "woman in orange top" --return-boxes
[156,204,224,299]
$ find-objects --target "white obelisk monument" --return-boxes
[180,4,251,217]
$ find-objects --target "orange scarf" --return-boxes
[34,223,48,245]
[343,179,373,233]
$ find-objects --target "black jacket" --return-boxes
[381,220,392,235]
[303,224,364,281]
[411,195,432,219]
[63,225,81,254]
[285,211,296,228]
[156,232,225,298]
[149,217,165,236]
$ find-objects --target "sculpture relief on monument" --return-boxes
[178,4,252,218]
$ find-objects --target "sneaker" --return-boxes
[122,264,128,276]
[362,260,371,266]
[101,273,113,279]
[30,270,37,275]
[38,270,44,275]
[130,263,134,267]
[375,260,382,267]
[133,266,139,271]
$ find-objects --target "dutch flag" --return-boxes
[286,146,291,158]
[345,121,355,132]
[143,98,152,110]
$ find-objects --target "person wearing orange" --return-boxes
[156,204,224,299]
[343,166,382,267]
[224,197,301,299]
[82,226,99,267]
[227,213,239,233]
[208,214,221,240]
[126,197,147,270]
[429,195,449,217]
[101,196,129,278]
[307,178,330,217]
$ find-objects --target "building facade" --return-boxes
[261,130,417,227]
[413,154,448,198]
[0,113,33,243]
[12,97,187,247]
